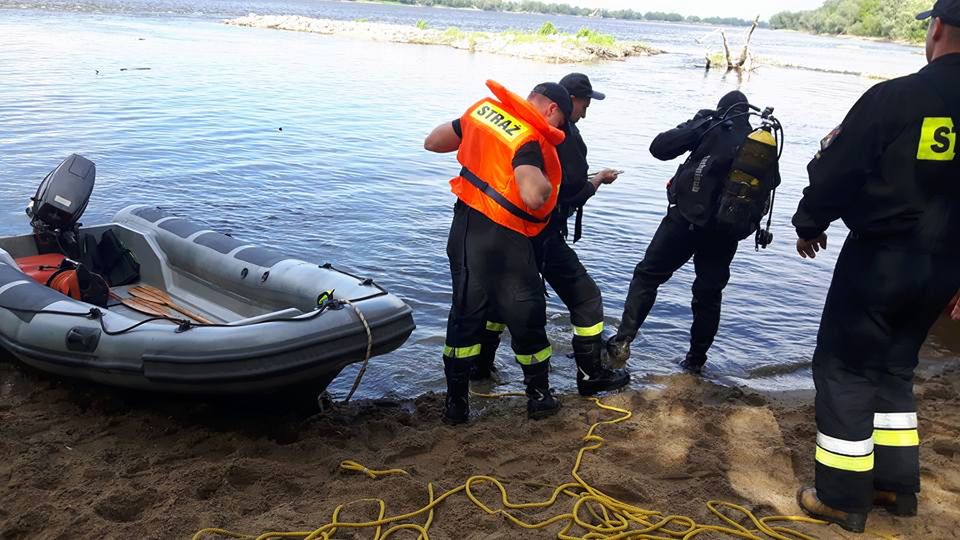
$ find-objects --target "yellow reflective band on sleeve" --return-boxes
[815,447,874,473]
[485,321,506,333]
[443,344,482,359]
[516,346,552,365]
[873,429,920,447]
[917,117,956,161]
[573,322,604,337]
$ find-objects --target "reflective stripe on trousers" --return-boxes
[516,345,552,365]
[485,321,506,333]
[443,344,482,359]
[873,412,920,447]
[573,321,603,337]
[816,432,875,473]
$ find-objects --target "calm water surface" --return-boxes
[0,1,952,399]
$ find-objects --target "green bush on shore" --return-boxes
[576,27,616,46]
[439,22,618,48]
[771,0,929,43]
[442,26,465,39]
[537,21,558,35]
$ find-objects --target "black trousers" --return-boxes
[539,227,604,337]
[812,236,960,513]
[481,224,604,350]
[618,212,738,359]
[444,202,551,366]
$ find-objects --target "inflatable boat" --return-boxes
[0,155,415,395]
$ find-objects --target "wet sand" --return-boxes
[2,319,959,539]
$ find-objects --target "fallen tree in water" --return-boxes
[702,52,895,80]
[695,14,897,80]
[224,15,663,63]
[704,16,759,71]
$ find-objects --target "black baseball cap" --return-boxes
[917,0,960,27]
[559,73,606,101]
[532,82,574,120]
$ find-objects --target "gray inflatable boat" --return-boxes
[0,155,415,395]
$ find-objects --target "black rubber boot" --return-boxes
[605,334,632,368]
[574,336,630,396]
[470,330,501,381]
[442,356,472,425]
[521,360,561,420]
[873,491,918,517]
[679,352,706,375]
[687,294,720,373]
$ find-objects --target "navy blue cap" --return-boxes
[917,0,960,26]
[532,82,574,120]
[559,73,606,100]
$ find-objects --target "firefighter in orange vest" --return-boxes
[471,74,630,398]
[424,80,571,424]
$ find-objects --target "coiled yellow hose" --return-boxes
[193,394,896,540]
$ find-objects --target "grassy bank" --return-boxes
[225,16,662,63]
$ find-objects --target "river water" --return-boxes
[0,0,953,399]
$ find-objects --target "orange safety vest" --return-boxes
[46,264,111,307]
[16,253,68,285]
[48,269,83,300]
[450,80,566,237]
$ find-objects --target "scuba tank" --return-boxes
[714,107,783,249]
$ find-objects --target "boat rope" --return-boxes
[0,288,380,335]
[192,394,899,540]
[341,299,373,404]
[0,304,194,335]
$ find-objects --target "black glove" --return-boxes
[690,109,716,132]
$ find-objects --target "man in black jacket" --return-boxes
[793,1,960,532]
[472,73,630,397]
[607,91,780,374]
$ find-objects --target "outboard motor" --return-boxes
[25,154,95,257]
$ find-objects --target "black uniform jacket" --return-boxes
[793,53,960,253]
[556,122,594,210]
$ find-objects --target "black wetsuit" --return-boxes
[616,92,780,367]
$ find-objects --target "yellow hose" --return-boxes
[340,460,411,480]
[193,394,898,540]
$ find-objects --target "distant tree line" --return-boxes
[770,0,929,43]
[363,0,763,27]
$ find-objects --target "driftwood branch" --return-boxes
[706,15,759,72]
[736,16,759,67]
[721,31,732,67]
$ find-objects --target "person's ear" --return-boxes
[932,17,944,41]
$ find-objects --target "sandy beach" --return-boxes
[2,317,958,539]
[0,2,954,538]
